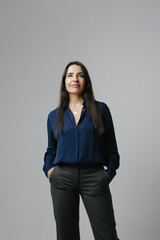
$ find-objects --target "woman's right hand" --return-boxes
[47,167,55,179]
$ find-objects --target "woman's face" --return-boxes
[65,64,85,96]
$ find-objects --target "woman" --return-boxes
[43,61,120,240]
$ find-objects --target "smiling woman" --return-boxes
[65,64,85,93]
[65,64,86,119]
[42,60,120,240]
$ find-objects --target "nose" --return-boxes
[73,76,79,81]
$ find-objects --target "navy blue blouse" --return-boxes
[42,100,120,181]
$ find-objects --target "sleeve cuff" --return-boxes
[105,168,117,181]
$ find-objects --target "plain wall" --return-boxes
[0,0,160,239]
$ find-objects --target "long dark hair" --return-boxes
[55,61,105,140]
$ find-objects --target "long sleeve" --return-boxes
[42,114,57,177]
[104,106,120,181]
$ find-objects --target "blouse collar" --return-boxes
[64,100,86,109]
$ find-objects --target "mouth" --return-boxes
[71,84,80,87]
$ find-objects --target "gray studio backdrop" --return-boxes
[1,0,160,240]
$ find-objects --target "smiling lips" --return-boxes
[71,84,80,87]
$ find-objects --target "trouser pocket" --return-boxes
[49,166,57,181]
[98,166,112,184]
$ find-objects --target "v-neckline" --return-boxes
[68,106,83,127]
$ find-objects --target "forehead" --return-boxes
[67,64,82,73]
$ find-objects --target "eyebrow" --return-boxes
[67,72,83,75]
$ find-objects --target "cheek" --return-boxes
[81,80,85,88]
[65,79,70,87]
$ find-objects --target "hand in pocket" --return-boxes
[47,167,55,179]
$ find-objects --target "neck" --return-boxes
[68,94,84,107]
